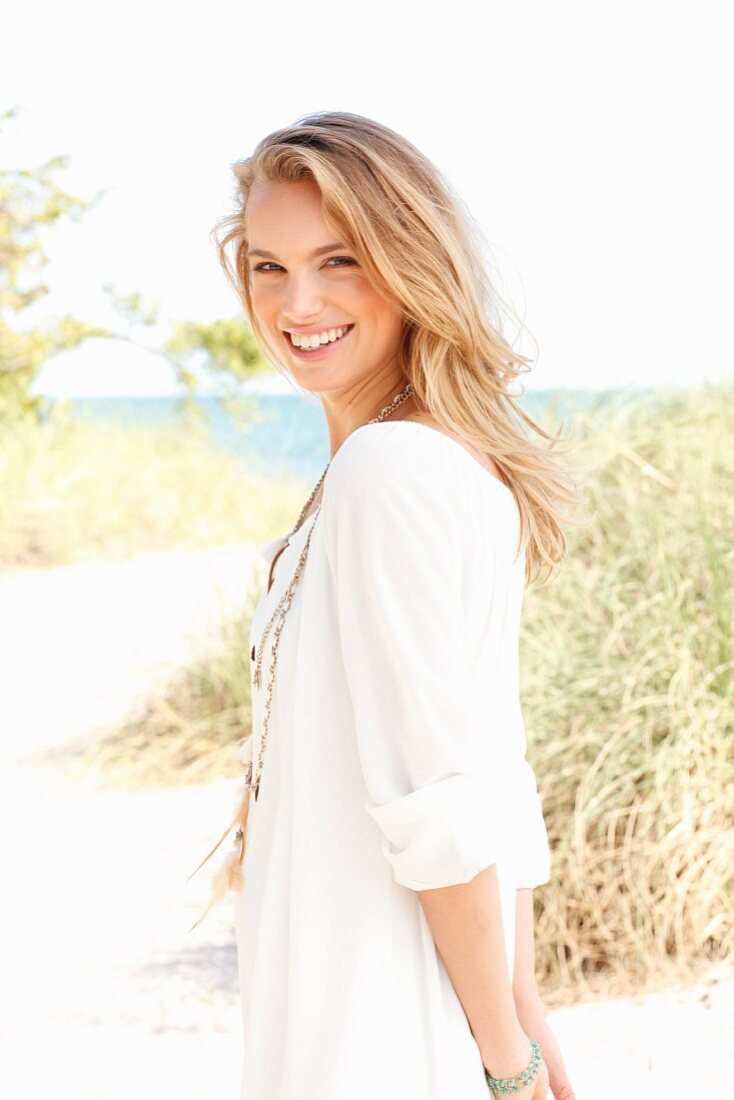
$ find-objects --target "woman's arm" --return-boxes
[321,440,549,1091]
[512,888,576,1100]
[417,865,547,1090]
[512,887,539,997]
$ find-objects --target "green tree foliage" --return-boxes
[97,291,273,431]
[163,316,271,429]
[1,103,271,430]
[0,105,112,423]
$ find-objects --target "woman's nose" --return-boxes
[282,272,325,322]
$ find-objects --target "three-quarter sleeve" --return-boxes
[321,429,498,891]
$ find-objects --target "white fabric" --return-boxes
[234,421,551,1100]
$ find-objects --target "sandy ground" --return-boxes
[0,544,260,759]
[0,548,731,1099]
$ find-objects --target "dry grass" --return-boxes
[0,402,308,570]
[43,606,259,791]
[520,383,733,1002]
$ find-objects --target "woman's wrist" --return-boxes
[512,972,543,1010]
[484,1037,543,1097]
[479,1026,534,1080]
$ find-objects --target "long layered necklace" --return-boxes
[235,380,416,836]
[185,382,416,926]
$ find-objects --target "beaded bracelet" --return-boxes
[485,1039,542,1095]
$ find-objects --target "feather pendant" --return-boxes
[186,741,253,932]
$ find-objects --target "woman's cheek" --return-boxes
[333,276,369,305]
[252,284,279,317]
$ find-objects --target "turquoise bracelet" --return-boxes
[485,1039,542,1095]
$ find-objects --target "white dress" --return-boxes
[233,421,551,1100]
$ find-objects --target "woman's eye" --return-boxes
[251,256,356,273]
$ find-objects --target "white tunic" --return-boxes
[234,420,551,1100]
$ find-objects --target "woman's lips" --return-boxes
[284,324,355,361]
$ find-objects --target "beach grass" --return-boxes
[520,384,733,1001]
[0,400,310,570]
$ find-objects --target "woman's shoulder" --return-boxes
[326,420,453,489]
[324,419,515,509]
[320,419,523,571]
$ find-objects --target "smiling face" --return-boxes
[244,177,405,398]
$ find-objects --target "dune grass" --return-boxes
[13,384,733,1003]
[521,383,733,1001]
[0,400,309,570]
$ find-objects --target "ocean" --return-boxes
[38,389,635,483]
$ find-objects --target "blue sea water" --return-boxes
[38,389,638,483]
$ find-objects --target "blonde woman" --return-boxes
[192,111,583,1100]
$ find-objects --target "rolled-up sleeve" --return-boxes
[321,431,498,891]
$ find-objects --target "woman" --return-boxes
[191,111,583,1099]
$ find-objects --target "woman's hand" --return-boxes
[513,988,575,1100]
[537,1059,551,1098]
[485,1055,549,1099]
[527,1056,550,1099]
[483,1037,550,1099]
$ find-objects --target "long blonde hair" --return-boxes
[187,111,590,928]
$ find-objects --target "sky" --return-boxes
[3,0,732,397]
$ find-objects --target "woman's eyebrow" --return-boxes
[246,242,347,259]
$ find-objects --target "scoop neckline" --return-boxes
[343,419,516,501]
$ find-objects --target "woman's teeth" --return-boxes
[289,325,350,349]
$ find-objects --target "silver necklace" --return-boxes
[239,380,415,820]
[187,384,413,918]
